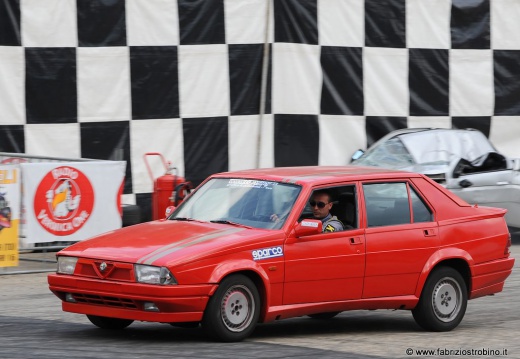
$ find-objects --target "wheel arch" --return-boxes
[208,261,270,322]
[415,249,473,298]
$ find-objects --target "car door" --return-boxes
[448,169,514,201]
[282,184,365,305]
[361,181,439,298]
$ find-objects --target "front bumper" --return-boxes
[48,273,217,323]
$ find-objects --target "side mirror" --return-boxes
[294,219,322,237]
[351,149,364,163]
[173,182,193,206]
[164,205,176,218]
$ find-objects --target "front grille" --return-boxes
[75,259,134,282]
[72,293,138,309]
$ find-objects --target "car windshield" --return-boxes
[170,178,301,230]
[354,137,414,168]
[355,130,496,169]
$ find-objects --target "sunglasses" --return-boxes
[309,201,329,208]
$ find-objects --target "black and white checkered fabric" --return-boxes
[1,0,520,221]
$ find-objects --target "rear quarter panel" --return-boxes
[438,216,509,264]
[412,175,512,298]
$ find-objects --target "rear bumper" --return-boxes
[470,257,515,300]
[48,273,217,323]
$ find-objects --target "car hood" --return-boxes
[59,220,280,266]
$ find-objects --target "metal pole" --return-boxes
[256,0,272,169]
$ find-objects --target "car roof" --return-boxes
[211,166,421,186]
[377,127,484,141]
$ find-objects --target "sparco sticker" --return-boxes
[34,166,94,236]
[252,246,284,261]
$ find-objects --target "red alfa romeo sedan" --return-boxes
[48,166,515,342]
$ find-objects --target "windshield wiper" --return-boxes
[170,217,195,221]
[210,219,252,229]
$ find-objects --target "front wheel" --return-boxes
[86,315,134,330]
[412,267,467,331]
[202,274,260,342]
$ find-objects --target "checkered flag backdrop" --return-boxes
[1,0,520,221]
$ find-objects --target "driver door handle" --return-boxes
[349,237,363,245]
[424,228,437,237]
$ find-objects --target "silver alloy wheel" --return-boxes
[431,276,462,322]
[220,284,255,332]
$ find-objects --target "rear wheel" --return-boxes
[412,267,467,331]
[202,274,260,342]
[86,315,134,330]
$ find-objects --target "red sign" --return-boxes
[1,157,27,164]
[34,166,94,236]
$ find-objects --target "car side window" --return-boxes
[410,187,433,223]
[299,184,358,230]
[363,182,433,227]
[363,183,410,227]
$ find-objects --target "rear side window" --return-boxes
[410,187,433,223]
[363,182,432,227]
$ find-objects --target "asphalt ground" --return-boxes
[1,266,519,359]
[0,243,518,358]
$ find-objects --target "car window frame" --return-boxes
[297,183,359,232]
[360,180,434,228]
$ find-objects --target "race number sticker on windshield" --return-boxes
[34,166,94,236]
[252,246,284,261]
[227,179,277,190]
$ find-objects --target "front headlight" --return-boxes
[57,256,78,275]
[134,264,177,285]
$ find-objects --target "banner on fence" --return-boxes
[22,161,126,244]
[0,165,20,267]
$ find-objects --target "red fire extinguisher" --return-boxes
[143,152,192,220]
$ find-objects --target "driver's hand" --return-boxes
[270,214,279,222]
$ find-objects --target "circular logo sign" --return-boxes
[1,157,27,164]
[34,166,94,236]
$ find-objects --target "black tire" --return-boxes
[308,311,341,320]
[122,204,141,227]
[202,274,260,342]
[412,266,467,331]
[86,315,134,330]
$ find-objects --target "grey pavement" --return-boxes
[0,245,518,358]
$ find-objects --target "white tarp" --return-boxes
[22,161,126,244]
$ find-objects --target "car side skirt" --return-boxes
[263,296,419,323]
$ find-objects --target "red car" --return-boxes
[48,166,515,342]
